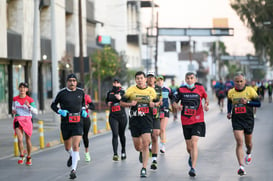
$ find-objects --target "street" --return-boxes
[0,100,273,181]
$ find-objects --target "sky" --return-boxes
[152,0,255,55]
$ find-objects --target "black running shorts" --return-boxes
[61,121,83,140]
[182,122,206,140]
[232,120,254,135]
[153,117,160,130]
[129,116,153,137]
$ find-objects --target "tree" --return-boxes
[231,0,273,65]
[91,46,121,80]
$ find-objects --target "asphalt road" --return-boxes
[0,100,272,181]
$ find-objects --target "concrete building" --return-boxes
[0,0,151,118]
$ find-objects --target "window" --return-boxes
[164,41,176,52]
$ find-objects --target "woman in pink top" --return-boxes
[12,82,38,166]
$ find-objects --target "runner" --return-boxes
[77,82,95,162]
[12,82,38,166]
[146,71,162,170]
[267,81,272,103]
[106,78,128,161]
[214,79,226,112]
[156,75,171,154]
[257,81,266,101]
[169,79,179,121]
[51,74,88,179]
[250,80,258,118]
[173,72,209,177]
[227,72,261,176]
[120,71,157,177]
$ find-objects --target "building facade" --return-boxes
[0,0,148,118]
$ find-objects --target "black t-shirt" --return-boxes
[51,87,85,121]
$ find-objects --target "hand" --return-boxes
[204,104,209,112]
[24,100,30,107]
[81,110,88,118]
[58,109,69,117]
[149,102,155,107]
[108,102,112,107]
[131,100,137,106]
[12,109,17,114]
[115,93,121,100]
[227,113,232,119]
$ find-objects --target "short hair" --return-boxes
[135,71,145,78]
[185,72,196,78]
[234,72,245,80]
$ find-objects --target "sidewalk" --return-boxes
[0,111,111,160]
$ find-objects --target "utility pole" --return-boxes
[155,12,159,75]
[51,0,59,122]
[136,0,142,71]
[32,0,40,108]
[78,0,84,84]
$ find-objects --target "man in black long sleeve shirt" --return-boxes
[51,73,87,179]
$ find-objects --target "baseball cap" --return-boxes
[157,75,164,80]
[19,82,29,88]
[113,77,120,83]
[66,73,78,81]
[147,71,155,77]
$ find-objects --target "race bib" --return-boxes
[137,104,149,115]
[69,113,80,123]
[153,108,157,115]
[234,105,246,114]
[184,106,197,116]
[160,111,164,118]
[111,105,121,112]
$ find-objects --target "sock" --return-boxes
[152,154,157,161]
[67,147,72,156]
[71,151,79,171]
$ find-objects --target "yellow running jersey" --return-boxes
[124,85,157,104]
[228,86,259,122]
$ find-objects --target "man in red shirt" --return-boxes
[173,72,209,177]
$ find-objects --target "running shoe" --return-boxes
[67,155,72,167]
[113,155,119,161]
[188,167,196,177]
[160,143,165,153]
[237,166,246,176]
[121,153,126,160]
[188,156,192,168]
[18,155,25,165]
[85,152,91,162]
[140,167,147,177]
[150,160,157,170]
[69,169,77,179]
[25,156,32,166]
[245,154,252,165]
[139,152,142,163]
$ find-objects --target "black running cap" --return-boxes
[66,73,78,81]
[113,78,120,83]
[19,82,29,88]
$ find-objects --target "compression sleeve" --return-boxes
[227,99,232,113]
[247,99,261,107]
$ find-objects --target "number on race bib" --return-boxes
[184,108,196,116]
[111,105,121,112]
[235,106,246,114]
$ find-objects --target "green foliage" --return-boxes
[231,0,273,65]
[91,46,121,80]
